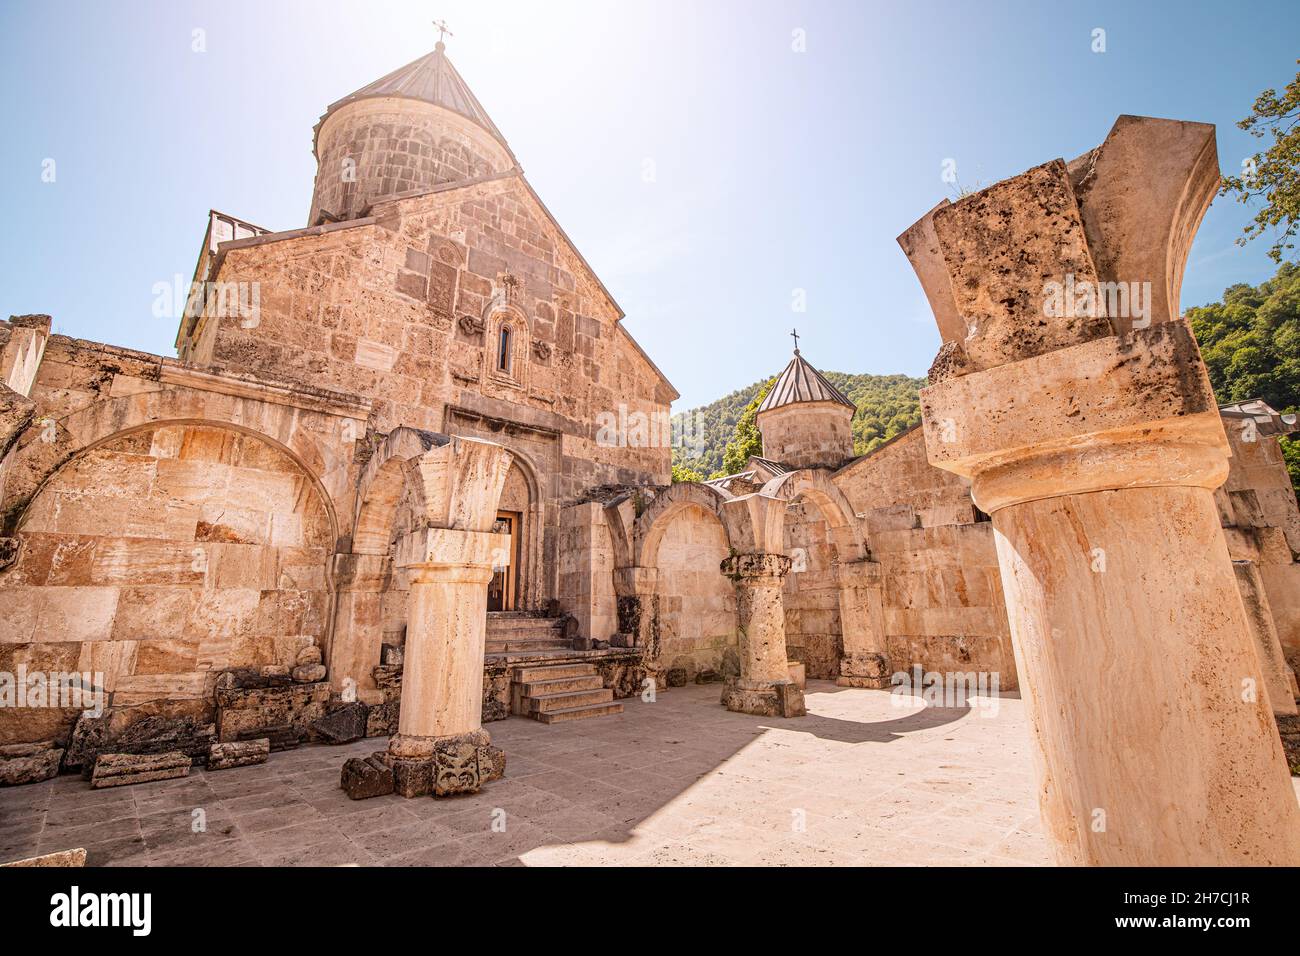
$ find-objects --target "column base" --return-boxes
[721,679,806,718]
[340,730,506,800]
[837,653,892,690]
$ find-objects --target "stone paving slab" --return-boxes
[3,681,1295,867]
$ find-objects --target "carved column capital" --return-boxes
[921,320,1229,513]
[394,527,507,583]
[720,552,791,586]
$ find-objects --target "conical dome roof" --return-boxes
[314,41,511,157]
[757,349,856,414]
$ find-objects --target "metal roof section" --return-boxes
[1219,398,1300,438]
[313,41,515,161]
[756,349,856,414]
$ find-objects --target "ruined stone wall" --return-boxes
[557,502,617,643]
[652,505,736,679]
[833,427,1017,688]
[781,501,841,679]
[1218,421,1300,674]
[0,423,333,745]
[0,330,371,748]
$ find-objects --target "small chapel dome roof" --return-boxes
[757,348,856,414]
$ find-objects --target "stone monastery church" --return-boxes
[4,38,1300,863]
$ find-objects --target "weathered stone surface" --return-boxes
[433,731,487,796]
[291,663,327,683]
[909,115,1300,867]
[720,679,806,719]
[215,680,329,743]
[238,725,302,752]
[340,752,394,800]
[295,645,323,667]
[90,751,190,788]
[69,713,215,777]
[365,700,399,738]
[310,701,369,744]
[0,746,62,786]
[930,158,1112,372]
[1,848,87,867]
[207,738,269,771]
[63,712,109,771]
[666,668,688,688]
[388,756,433,798]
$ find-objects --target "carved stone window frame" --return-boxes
[484,303,529,391]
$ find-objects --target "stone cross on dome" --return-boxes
[433,18,453,49]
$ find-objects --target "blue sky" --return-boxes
[1,0,1296,409]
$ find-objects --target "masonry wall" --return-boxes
[782,501,841,679]
[182,175,673,498]
[309,99,514,225]
[0,423,333,745]
[833,427,1018,689]
[557,502,617,643]
[1218,421,1300,678]
[652,505,736,679]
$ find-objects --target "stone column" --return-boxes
[327,553,392,699]
[720,553,805,718]
[835,558,891,689]
[903,115,1300,865]
[385,526,507,797]
[341,433,513,801]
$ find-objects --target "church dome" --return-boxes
[307,41,517,226]
[755,345,857,470]
[757,349,856,414]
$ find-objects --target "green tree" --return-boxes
[1187,261,1300,497]
[1220,60,1300,263]
[720,379,774,475]
[671,462,704,484]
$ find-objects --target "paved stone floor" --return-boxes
[0,681,1065,866]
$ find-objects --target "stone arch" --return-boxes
[1,384,358,541]
[335,429,512,693]
[762,469,878,681]
[352,427,450,555]
[492,447,544,609]
[631,483,738,681]
[761,469,867,562]
[631,481,732,569]
[0,418,338,741]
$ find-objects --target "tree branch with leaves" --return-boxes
[1221,60,1300,264]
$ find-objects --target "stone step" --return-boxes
[486,617,565,634]
[517,674,604,696]
[515,663,597,683]
[533,702,624,724]
[485,637,572,654]
[527,688,615,714]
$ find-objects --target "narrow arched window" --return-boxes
[498,326,512,373]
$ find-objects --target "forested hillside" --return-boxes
[1188,261,1300,494]
[671,371,925,478]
